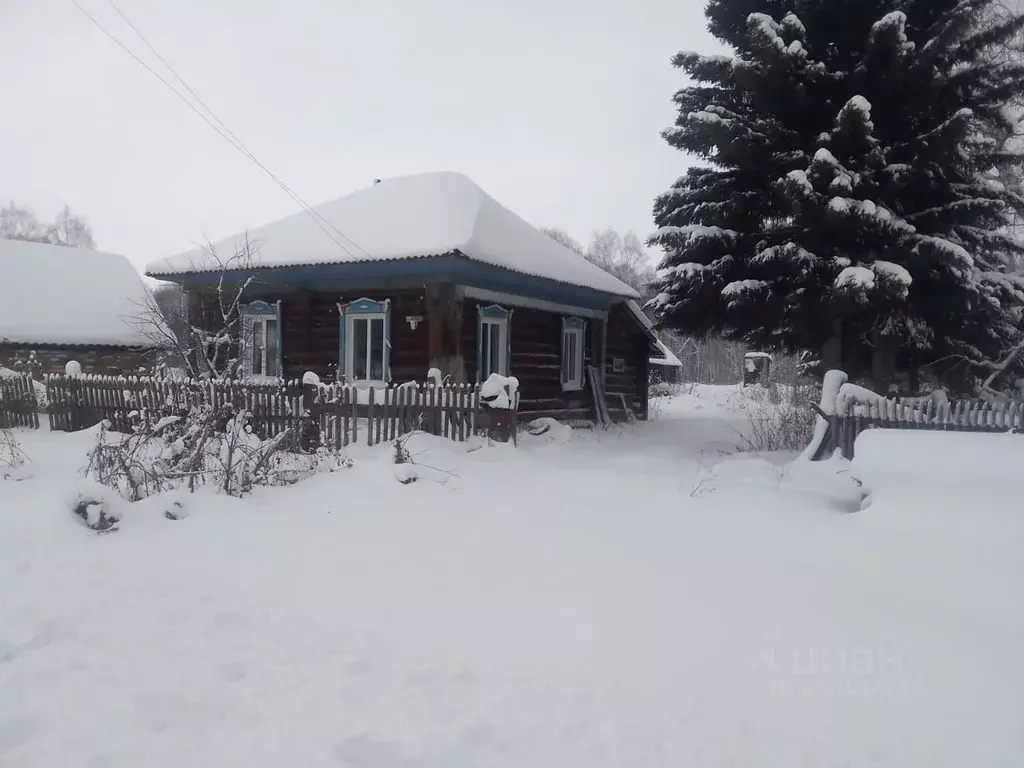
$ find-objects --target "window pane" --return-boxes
[480,324,490,379]
[489,323,501,376]
[565,331,573,382]
[569,333,576,381]
[265,318,279,377]
[370,318,384,380]
[252,320,263,376]
[353,318,368,380]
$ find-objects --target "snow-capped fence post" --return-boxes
[295,375,318,453]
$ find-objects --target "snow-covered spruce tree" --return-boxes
[649,0,1024,392]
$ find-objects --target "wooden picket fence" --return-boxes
[0,374,39,429]
[818,395,1023,460]
[41,374,493,447]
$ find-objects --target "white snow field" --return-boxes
[2,386,1023,767]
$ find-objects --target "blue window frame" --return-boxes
[338,298,391,383]
[476,304,511,381]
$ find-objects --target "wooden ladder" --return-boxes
[587,365,611,426]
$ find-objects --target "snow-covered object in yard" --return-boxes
[301,371,321,386]
[480,373,519,410]
[146,172,637,298]
[852,430,1024,503]
[0,239,154,347]
[64,360,82,377]
[523,417,573,444]
[798,369,849,462]
[67,478,124,531]
[426,367,443,387]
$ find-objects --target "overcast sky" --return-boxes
[1,0,718,272]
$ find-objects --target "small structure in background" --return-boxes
[649,338,683,384]
[0,239,161,376]
[742,352,773,386]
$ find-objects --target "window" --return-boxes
[241,301,281,379]
[561,317,585,391]
[477,305,511,381]
[339,298,391,382]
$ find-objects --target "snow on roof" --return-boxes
[0,239,154,347]
[622,299,681,366]
[650,338,683,368]
[146,172,638,298]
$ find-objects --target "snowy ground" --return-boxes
[1,385,1022,767]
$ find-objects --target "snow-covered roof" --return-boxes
[650,338,683,368]
[623,299,681,366]
[146,172,639,298]
[0,239,154,347]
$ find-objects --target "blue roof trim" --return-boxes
[241,300,278,316]
[164,253,627,309]
[343,297,388,314]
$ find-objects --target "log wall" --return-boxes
[0,343,154,377]
[463,299,596,421]
[604,303,649,420]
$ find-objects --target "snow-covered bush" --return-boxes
[82,401,301,500]
[0,427,29,480]
[82,417,181,502]
[262,448,352,486]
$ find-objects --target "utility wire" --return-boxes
[102,0,371,259]
[69,0,370,260]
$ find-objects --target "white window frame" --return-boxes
[479,314,509,379]
[345,311,388,383]
[241,300,281,380]
[561,317,586,391]
[250,316,280,378]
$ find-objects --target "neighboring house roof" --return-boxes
[623,299,682,367]
[0,239,154,347]
[146,171,639,299]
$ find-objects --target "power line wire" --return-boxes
[68,0,370,260]
[101,0,371,259]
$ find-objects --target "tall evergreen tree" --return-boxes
[649,0,1024,391]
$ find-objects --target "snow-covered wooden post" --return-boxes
[800,369,848,461]
[300,371,321,453]
[479,373,519,444]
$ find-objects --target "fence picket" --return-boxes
[9,374,496,445]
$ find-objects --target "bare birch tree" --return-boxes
[132,234,260,380]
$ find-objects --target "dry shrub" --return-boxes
[1,427,28,479]
[737,381,819,453]
[83,402,348,501]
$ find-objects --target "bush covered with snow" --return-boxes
[0,427,29,481]
[81,399,348,502]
